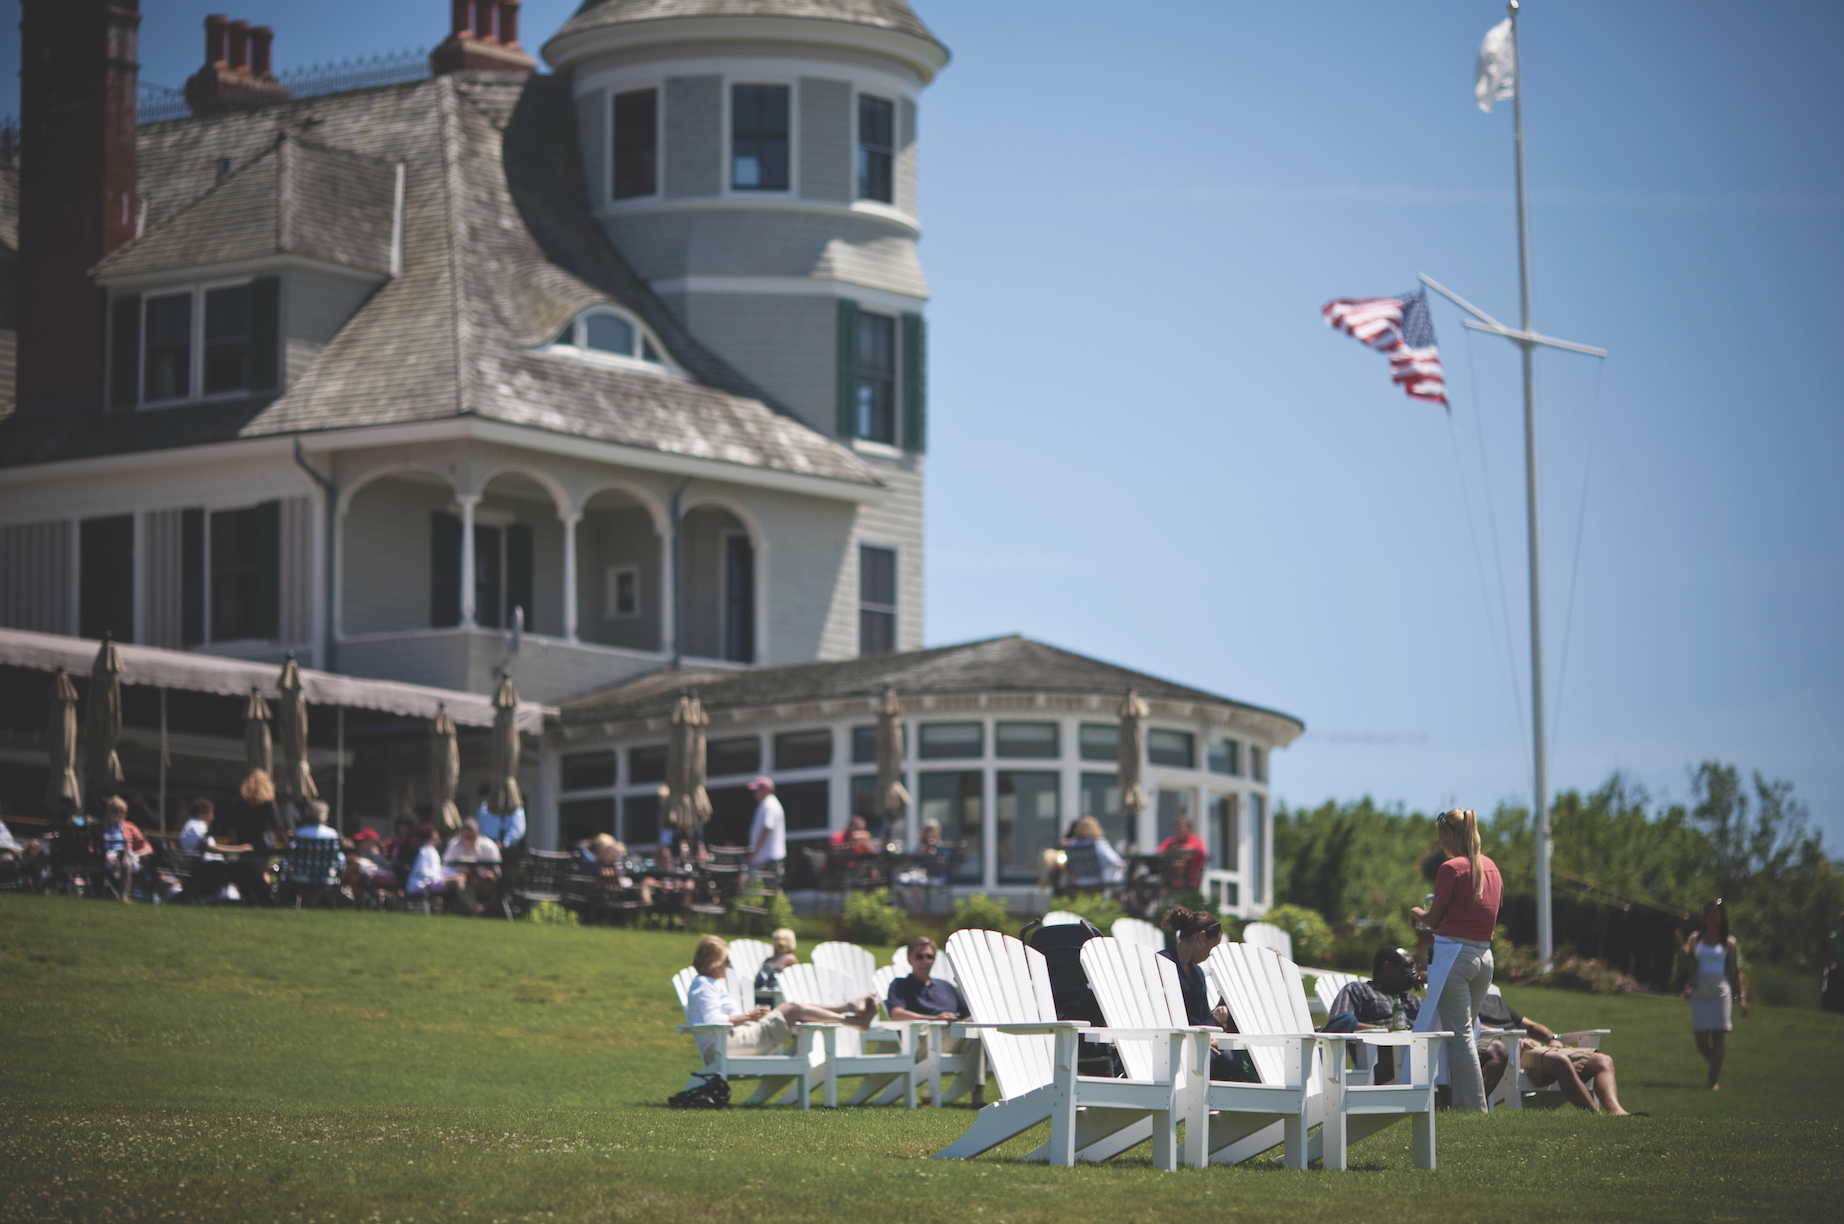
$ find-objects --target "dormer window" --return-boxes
[110,276,279,409]
[547,306,670,368]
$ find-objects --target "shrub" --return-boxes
[1257,903,1335,966]
[948,892,1011,934]
[767,891,797,934]
[1494,942,1640,994]
[844,887,901,946]
[1056,893,1122,930]
[524,900,578,927]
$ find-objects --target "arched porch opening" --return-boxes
[340,469,459,635]
[576,486,664,652]
[681,504,755,663]
[473,471,566,637]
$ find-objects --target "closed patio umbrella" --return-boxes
[488,672,523,818]
[83,635,124,805]
[244,687,273,778]
[1117,688,1150,851]
[45,668,82,819]
[663,691,712,834]
[430,702,462,833]
[276,655,318,807]
[874,685,910,834]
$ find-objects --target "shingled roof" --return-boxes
[557,634,1306,739]
[0,72,879,488]
[554,0,942,47]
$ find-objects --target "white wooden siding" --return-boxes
[140,508,185,648]
[0,519,71,634]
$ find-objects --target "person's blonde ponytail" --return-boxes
[1440,809,1486,901]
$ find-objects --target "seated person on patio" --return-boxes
[886,936,983,1106]
[687,935,879,1061]
[1475,995,1631,1115]
[1157,816,1208,890]
[895,819,953,911]
[287,801,346,904]
[179,798,257,903]
[98,796,152,900]
[343,827,401,899]
[643,844,694,911]
[404,825,447,901]
[1322,946,1426,1084]
[830,815,872,850]
[442,818,503,916]
[755,927,798,995]
[1159,905,1259,1083]
[473,783,526,854]
[1064,816,1125,889]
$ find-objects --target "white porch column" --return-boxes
[561,511,581,643]
[457,493,480,627]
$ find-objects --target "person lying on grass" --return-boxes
[688,935,880,1062]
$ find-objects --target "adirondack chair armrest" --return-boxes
[1555,1029,1610,1047]
[961,1020,1086,1035]
[675,1023,735,1036]
[1086,1025,1218,1039]
[1221,1032,1334,1046]
[1350,1031,1456,1045]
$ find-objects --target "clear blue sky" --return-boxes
[4,2,1839,845]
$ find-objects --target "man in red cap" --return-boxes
[746,776,785,891]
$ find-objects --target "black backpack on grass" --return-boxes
[1019,918,1124,1079]
[668,1073,731,1109]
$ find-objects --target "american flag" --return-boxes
[1322,289,1449,406]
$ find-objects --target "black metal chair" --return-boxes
[282,837,344,908]
[509,849,574,919]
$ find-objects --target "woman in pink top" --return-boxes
[1409,809,1503,1112]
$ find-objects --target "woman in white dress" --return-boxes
[1680,898,1747,1091]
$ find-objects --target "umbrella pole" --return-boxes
[158,688,168,835]
[336,706,346,836]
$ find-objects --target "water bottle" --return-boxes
[1390,994,1409,1031]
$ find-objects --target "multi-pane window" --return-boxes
[995,722,1058,759]
[561,750,617,791]
[1212,793,1239,870]
[1251,793,1267,902]
[774,729,832,770]
[918,722,983,759]
[857,311,897,442]
[1208,738,1241,776]
[1250,745,1267,783]
[551,308,664,364]
[1147,728,1196,768]
[706,735,761,778]
[209,507,263,641]
[998,770,1059,884]
[203,284,251,394]
[919,770,983,884]
[603,566,639,619]
[612,87,658,199]
[1079,723,1118,762]
[144,293,192,401]
[723,534,755,663]
[731,84,789,191]
[471,524,534,630]
[859,544,896,654]
[857,93,894,203]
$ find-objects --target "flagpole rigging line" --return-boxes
[1460,325,1532,768]
[1549,355,1608,761]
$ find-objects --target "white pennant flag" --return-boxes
[1475,16,1516,113]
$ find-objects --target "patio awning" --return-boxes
[0,628,552,735]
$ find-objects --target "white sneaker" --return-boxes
[218,883,241,903]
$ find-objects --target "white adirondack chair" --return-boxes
[1481,1022,1614,1111]
[933,928,1203,1168]
[1241,921,1294,962]
[1111,916,1166,953]
[1197,943,1332,1168]
[728,938,776,1004]
[1042,910,1084,926]
[1208,944,1445,1170]
[776,962,921,1108]
[670,967,826,1108]
[1309,969,1363,1021]
[812,941,879,999]
[871,963,987,1108]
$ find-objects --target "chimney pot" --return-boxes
[498,3,521,48]
[227,19,250,72]
[205,14,230,68]
[249,26,273,77]
[473,0,496,43]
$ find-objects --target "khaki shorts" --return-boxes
[727,1010,792,1056]
[1519,1041,1598,1087]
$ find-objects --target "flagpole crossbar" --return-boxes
[1460,319,1607,357]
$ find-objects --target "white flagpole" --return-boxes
[1508,0,1554,970]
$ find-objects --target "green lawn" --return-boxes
[2,896,1840,1223]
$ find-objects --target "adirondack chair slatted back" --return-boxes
[1241,921,1294,962]
[872,964,898,1007]
[729,939,776,985]
[1311,970,1362,1016]
[1079,937,1189,1083]
[1111,917,1166,953]
[1042,910,1083,926]
[813,942,879,997]
[1206,943,1319,1090]
[944,928,1059,1100]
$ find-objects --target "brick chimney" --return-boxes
[431,1,536,76]
[184,14,290,114]
[16,0,141,415]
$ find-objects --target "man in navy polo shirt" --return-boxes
[886,937,981,1107]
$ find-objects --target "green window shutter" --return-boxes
[247,275,281,393]
[430,511,462,628]
[835,297,861,440]
[901,312,926,453]
[109,294,141,409]
[253,500,281,640]
[506,523,535,631]
[181,509,205,647]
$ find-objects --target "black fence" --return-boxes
[137,49,430,125]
